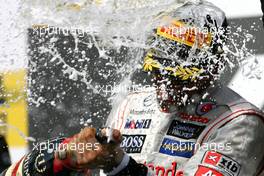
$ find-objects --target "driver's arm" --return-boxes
[0,137,82,176]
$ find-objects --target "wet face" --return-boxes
[152,71,212,110]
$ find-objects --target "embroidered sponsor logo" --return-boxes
[130,109,155,115]
[124,119,152,129]
[167,120,205,139]
[195,166,223,176]
[196,102,217,116]
[121,135,146,153]
[144,161,183,176]
[202,151,241,176]
[159,138,195,158]
[143,94,155,107]
[179,112,210,124]
[157,20,212,48]
[34,153,47,173]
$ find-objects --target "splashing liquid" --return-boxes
[0,0,261,141]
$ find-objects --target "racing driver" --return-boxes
[2,1,264,176]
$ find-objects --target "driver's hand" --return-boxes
[55,127,124,172]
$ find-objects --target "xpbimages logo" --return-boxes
[159,138,232,158]
[32,25,93,38]
[33,138,100,154]
[95,82,156,96]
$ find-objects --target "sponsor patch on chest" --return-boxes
[121,135,146,153]
[179,112,210,124]
[167,120,205,139]
[124,119,152,129]
[202,151,241,176]
[129,109,156,115]
[159,138,195,158]
[144,161,183,176]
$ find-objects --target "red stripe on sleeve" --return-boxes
[11,157,25,176]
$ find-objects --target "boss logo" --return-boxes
[202,151,241,176]
[121,135,146,153]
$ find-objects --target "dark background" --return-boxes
[27,16,264,144]
[27,27,149,143]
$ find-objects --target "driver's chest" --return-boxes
[118,94,220,173]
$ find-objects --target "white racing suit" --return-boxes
[2,85,264,176]
[105,85,264,176]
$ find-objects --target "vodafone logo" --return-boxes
[144,162,183,176]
